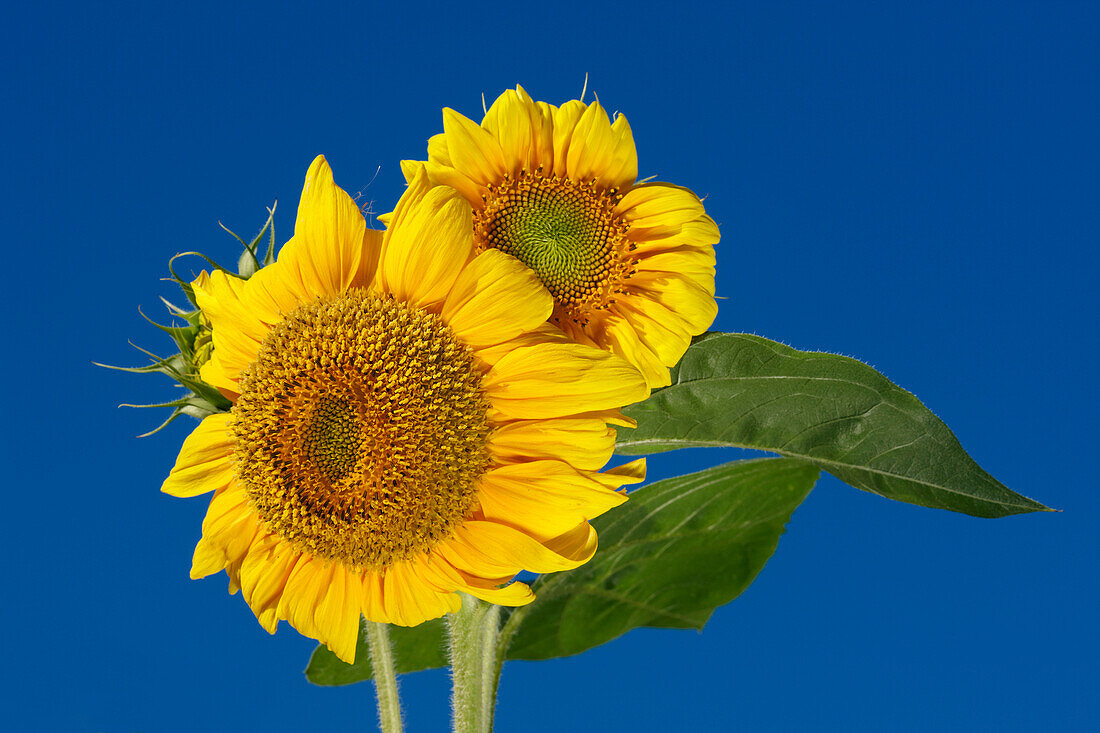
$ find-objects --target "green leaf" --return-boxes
[504,457,818,661]
[616,332,1050,518]
[305,618,448,686]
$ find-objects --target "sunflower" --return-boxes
[161,156,647,662]
[410,85,719,389]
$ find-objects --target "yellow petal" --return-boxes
[482,88,535,174]
[191,484,259,579]
[456,574,533,606]
[599,113,638,191]
[238,534,299,634]
[631,215,720,254]
[382,561,459,627]
[594,458,648,488]
[442,249,552,348]
[236,260,305,327]
[379,166,474,309]
[551,100,588,176]
[472,323,573,368]
[484,342,648,419]
[449,520,598,574]
[478,460,627,540]
[487,417,615,471]
[193,269,265,378]
[598,314,672,389]
[426,133,453,167]
[566,100,616,184]
[616,182,709,236]
[518,86,555,170]
[624,272,719,336]
[361,570,387,623]
[161,414,235,497]
[634,246,717,296]
[443,107,507,187]
[282,155,368,296]
[425,160,484,207]
[310,563,364,663]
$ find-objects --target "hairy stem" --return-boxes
[479,604,503,731]
[365,620,404,733]
[448,594,503,733]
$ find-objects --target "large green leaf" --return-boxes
[305,618,447,686]
[615,333,1049,518]
[306,458,817,682]
[505,457,818,660]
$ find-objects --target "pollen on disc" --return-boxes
[231,290,490,569]
[474,171,636,326]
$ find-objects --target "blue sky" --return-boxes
[2,2,1096,730]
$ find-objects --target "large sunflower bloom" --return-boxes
[161,156,647,662]
[412,86,719,389]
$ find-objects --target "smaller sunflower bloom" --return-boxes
[412,85,719,389]
[162,156,647,662]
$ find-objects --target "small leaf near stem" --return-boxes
[364,621,404,733]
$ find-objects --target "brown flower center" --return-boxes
[231,290,490,569]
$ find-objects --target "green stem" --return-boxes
[479,605,503,731]
[448,594,503,733]
[365,620,404,733]
[490,604,524,710]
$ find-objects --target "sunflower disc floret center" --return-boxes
[474,171,635,324]
[231,290,490,569]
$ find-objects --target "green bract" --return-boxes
[99,205,276,434]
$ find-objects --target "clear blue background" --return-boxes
[3,1,1096,730]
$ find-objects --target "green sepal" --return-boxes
[227,202,277,278]
[106,205,282,433]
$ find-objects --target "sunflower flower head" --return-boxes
[410,85,720,389]
[161,156,647,662]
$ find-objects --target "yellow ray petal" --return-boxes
[478,460,627,540]
[482,88,535,174]
[238,534,299,634]
[517,86,555,170]
[282,155,368,296]
[551,100,588,176]
[599,113,639,191]
[382,561,459,627]
[634,246,717,296]
[427,133,453,167]
[425,160,484,207]
[161,414,235,497]
[624,271,719,336]
[487,417,615,471]
[191,484,260,579]
[472,323,573,368]
[451,520,598,574]
[598,314,672,389]
[615,182,709,235]
[484,342,648,419]
[442,249,552,348]
[593,458,648,488]
[379,166,474,309]
[193,269,265,377]
[442,107,507,188]
[566,100,617,184]
[310,563,364,663]
[361,570,388,623]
